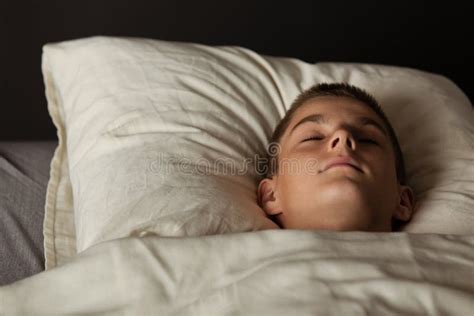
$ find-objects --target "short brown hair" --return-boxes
[265,82,407,185]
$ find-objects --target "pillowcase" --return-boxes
[42,36,474,269]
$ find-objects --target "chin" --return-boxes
[282,218,371,232]
[319,221,369,232]
[320,178,366,196]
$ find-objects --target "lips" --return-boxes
[322,156,363,173]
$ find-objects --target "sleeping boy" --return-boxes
[257,83,415,232]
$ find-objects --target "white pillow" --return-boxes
[42,36,474,269]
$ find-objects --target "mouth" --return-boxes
[321,157,363,173]
[325,163,362,172]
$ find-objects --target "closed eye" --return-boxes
[302,136,377,145]
[359,139,377,144]
[302,135,324,142]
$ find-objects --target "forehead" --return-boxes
[293,96,380,122]
[281,96,387,141]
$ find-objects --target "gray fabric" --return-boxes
[0,141,57,286]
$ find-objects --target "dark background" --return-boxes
[2,0,472,140]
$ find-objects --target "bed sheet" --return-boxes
[1,230,473,315]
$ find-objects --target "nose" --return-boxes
[329,129,356,151]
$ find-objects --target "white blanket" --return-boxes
[1,230,473,315]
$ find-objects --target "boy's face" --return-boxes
[258,96,414,232]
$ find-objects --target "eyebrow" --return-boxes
[290,114,388,138]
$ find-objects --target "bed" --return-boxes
[2,2,473,315]
[0,141,57,284]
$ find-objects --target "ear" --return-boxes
[257,178,283,216]
[392,185,415,222]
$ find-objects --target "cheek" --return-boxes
[365,152,400,200]
[275,152,323,204]
[373,153,397,181]
[278,150,323,175]
[276,168,321,208]
[276,154,321,185]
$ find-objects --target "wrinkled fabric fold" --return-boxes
[1,230,473,315]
